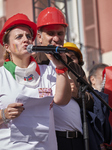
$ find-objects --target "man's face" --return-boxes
[38,24,66,47]
[90,68,104,91]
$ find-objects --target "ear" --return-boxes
[37,32,42,44]
[90,76,95,86]
[4,44,11,53]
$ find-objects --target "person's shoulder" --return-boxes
[0,66,5,78]
[0,65,4,71]
[38,60,56,75]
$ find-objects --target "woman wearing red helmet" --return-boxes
[0,13,71,150]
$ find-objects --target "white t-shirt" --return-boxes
[0,60,57,150]
[50,61,82,133]
[53,99,82,133]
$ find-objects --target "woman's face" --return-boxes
[5,26,33,59]
[66,51,79,64]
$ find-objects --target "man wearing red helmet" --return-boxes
[36,7,85,150]
[0,13,71,150]
[36,7,111,150]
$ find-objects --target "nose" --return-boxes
[23,35,29,42]
[52,34,60,42]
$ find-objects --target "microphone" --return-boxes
[27,44,69,54]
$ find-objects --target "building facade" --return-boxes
[0,0,112,74]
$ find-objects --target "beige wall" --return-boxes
[0,45,4,66]
[6,0,33,20]
[102,51,112,66]
[81,0,112,70]
[98,0,112,53]
[0,16,5,66]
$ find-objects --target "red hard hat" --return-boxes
[0,13,37,45]
[37,7,68,30]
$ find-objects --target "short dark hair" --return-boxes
[88,63,108,85]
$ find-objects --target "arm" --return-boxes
[69,76,94,111]
[54,71,71,105]
[34,53,71,105]
[48,53,71,105]
[68,62,94,111]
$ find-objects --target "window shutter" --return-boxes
[82,0,100,70]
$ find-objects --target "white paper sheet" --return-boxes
[10,94,54,142]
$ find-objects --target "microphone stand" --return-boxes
[52,52,112,150]
[80,84,89,150]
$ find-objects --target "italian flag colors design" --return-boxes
[3,56,41,88]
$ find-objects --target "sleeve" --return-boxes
[88,90,111,144]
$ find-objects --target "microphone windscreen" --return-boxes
[27,44,33,53]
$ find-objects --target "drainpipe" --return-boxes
[96,0,102,63]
